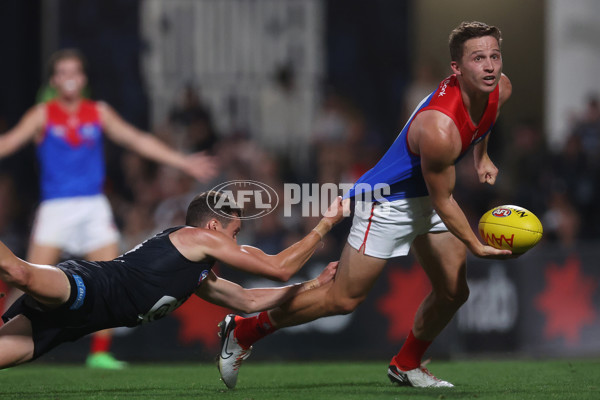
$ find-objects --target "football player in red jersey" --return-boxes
[0,49,217,368]
[218,21,518,389]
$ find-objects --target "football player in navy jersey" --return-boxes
[0,191,348,369]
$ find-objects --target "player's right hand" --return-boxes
[316,261,339,287]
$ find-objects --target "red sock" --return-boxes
[90,334,112,354]
[234,311,277,349]
[392,330,432,371]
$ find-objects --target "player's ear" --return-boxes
[450,61,461,75]
[206,219,219,231]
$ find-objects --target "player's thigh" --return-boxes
[329,242,388,303]
[86,242,119,262]
[21,263,71,306]
[26,243,63,265]
[411,231,467,293]
[0,314,34,368]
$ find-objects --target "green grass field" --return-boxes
[0,359,598,400]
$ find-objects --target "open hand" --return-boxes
[182,152,218,182]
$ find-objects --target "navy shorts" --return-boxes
[2,268,98,360]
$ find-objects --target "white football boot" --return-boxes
[217,314,252,389]
[388,364,454,388]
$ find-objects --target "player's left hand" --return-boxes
[182,152,219,182]
[475,156,498,185]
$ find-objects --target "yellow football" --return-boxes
[478,205,543,254]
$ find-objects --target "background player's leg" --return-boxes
[85,242,119,261]
[84,242,126,369]
[27,243,63,266]
[0,315,34,368]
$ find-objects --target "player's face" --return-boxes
[51,58,87,99]
[451,36,502,94]
[219,218,242,243]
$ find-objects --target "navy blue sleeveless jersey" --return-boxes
[57,226,214,328]
[2,226,215,359]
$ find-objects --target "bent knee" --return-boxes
[440,285,470,308]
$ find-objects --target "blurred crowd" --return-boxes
[0,68,599,263]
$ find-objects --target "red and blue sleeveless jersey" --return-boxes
[347,74,499,201]
[37,100,105,200]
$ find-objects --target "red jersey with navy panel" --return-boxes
[37,100,105,200]
[346,74,499,201]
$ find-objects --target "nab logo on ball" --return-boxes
[479,205,543,254]
[209,180,279,220]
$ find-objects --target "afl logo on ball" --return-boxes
[492,208,512,217]
[208,180,279,220]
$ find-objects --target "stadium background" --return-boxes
[0,0,598,364]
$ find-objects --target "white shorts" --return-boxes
[347,197,448,259]
[31,194,120,256]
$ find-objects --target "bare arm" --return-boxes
[172,197,349,281]
[473,134,497,184]
[0,105,45,158]
[415,113,511,258]
[98,102,216,182]
[473,74,512,185]
[195,261,338,313]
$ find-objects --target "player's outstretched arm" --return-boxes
[98,102,217,182]
[195,261,338,313]
[229,196,349,281]
[0,105,45,158]
[174,197,349,281]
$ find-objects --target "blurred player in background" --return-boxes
[218,21,517,388]
[0,49,217,369]
[0,192,347,369]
